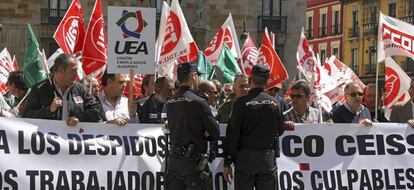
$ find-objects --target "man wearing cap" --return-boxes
[223,64,285,190]
[166,62,220,190]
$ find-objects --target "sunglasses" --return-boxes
[290,94,307,99]
[347,92,364,97]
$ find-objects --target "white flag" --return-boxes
[204,13,241,65]
[378,12,414,62]
[384,57,411,120]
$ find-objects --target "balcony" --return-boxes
[331,24,341,35]
[348,28,359,38]
[362,23,378,36]
[41,8,67,25]
[257,16,287,33]
[318,26,327,37]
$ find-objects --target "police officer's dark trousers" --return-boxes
[167,156,213,190]
[234,149,278,190]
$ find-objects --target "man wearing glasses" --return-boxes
[283,80,321,126]
[332,82,372,126]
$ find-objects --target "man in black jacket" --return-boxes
[22,53,101,126]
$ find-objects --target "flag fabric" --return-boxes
[197,51,213,80]
[204,13,241,65]
[171,0,199,63]
[215,43,241,83]
[23,24,46,87]
[256,27,288,89]
[39,49,50,75]
[155,1,170,65]
[123,74,144,99]
[323,55,365,104]
[241,33,258,76]
[296,29,336,94]
[53,0,86,55]
[384,57,411,120]
[0,48,13,94]
[157,60,178,81]
[157,0,187,65]
[378,12,414,62]
[82,0,107,77]
[11,55,18,72]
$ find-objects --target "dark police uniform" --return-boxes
[166,62,220,190]
[223,64,285,190]
[140,94,167,123]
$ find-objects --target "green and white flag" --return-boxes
[23,24,46,87]
[215,43,241,83]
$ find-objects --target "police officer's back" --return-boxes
[223,64,285,190]
[166,62,220,190]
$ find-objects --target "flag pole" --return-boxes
[129,69,134,101]
[375,60,379,121]
[37,48,57,97]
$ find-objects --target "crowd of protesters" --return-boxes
[0,53,413,128]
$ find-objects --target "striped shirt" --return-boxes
[283,106,321,123]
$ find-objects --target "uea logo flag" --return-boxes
[204,13,241,65]
[241,33,258,76]
[256,28,288,89]
[107,6,155,74]
[53,0,86,55]
[384,57,411,120]
[378,12,414,62]
[82,0,107,77]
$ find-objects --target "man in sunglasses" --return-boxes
[283,80,321,126]
[332,82,372,126]
[198,80,220,116]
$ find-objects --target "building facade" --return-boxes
[306,0,343,63]
[0,0,305,82]
[342,0,414,83]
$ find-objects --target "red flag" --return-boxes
[0,48,12,95]
[53,0,86,55]
[256,28,288,89]
[384,57,411,120]
[123,74,144,99]
[11,55,18,71]
[82,0,107,77]
[241,33,258,76]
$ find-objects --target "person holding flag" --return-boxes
[22,54,101,126]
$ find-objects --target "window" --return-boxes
[320,13,327,36]
[352,10,359,36]
[388,3,396,18]
[262,0,274,16]
[42,0,69,25]
[406,57,414,72]
[306,16,313,38]
[333,10,340,35]
[351,48,359,73]
[333,47,339,59]
[368,46,376,74]
[49,0,69,9]
[320,49,326,62]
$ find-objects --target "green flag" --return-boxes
[23,23,46,87]
[197,51,213,80]
[215,43,241,83]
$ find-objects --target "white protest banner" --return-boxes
[2,119,414,190]
[378,12,414,62]
[107,7,155,74]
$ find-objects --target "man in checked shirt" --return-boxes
[283,80,322,128]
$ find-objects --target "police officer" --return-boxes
[223,64,285,190]
[166,62,220,190]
